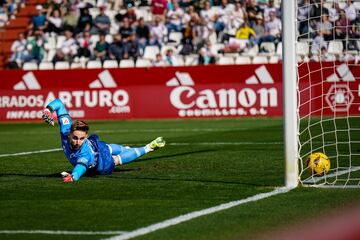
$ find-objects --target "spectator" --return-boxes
[136,17,150,51]
[77,30,93,58]
[246,0,261,24]
[53,29,78,63]
[316,14,333,41]
[62,6,79,31]
[297,0,312,38]
[328,2,340,23]
[119,17,133,40]
[200,1,215,23]
[30,5,46,31]
[179,20,194,55]
[93,31,109,62]
[193,17,213,51]
[349,14,360,51]
[310,32,327,56]
[183,5,200,24]
[235,20,256,47]
[10,32,30,65]
[213,0,235,39]
[76,7,92,33]
[149,15,168,47]
[232,1,247,30]
[252,14,265,45]
[166,1,184,34]
[109,33,125,62]
[151,0,168,21]
[27,30,47,63]
[0,6,8,28]
[164,48,175,66]
[261,10,281,44]
[152,53,168,66]
[198,40,216,65]
[335,10,349,46]
[45,8,63,34]
[263,0,279,22]
[319,46,335,62]
[124,32,140,61]
[90,5,111,34]
[344,0,357,23]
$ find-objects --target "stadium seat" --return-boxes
[135,58,152,67]
[213,43,225,54]
[328,41,343,55]
[297,41,309,56]
[119,59,135,68]
[276,42,282,56]
[87,60,102,69]
[103,60,119,68]
[218,56,235,65]
[38,62,54,70]
[172,56,185,66]
[105,34,113,44]
[235,56,251,64]
[54,61,70,69]
[252,56,268,64]
[135,7,152,22]
[89,8,99,19]
[56,35,66,49]
[44,36,56,50]
[259,42,276,55]
[168,32,183,45]
[185,55,199,66]
[70,62,82,69]
[46,49,57,62]
[269,55,279,64]
[143,45,160,60]
[22,62,38,70]
[161,45,177,56]
[242,44,259,57]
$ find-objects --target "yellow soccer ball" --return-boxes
[306,152,330,176]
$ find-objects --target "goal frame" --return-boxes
[282,0,299,188]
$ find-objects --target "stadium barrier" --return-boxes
[0,63,358,121]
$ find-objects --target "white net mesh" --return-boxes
[297,0,360,187]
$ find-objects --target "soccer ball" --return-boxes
[306,152,330,176]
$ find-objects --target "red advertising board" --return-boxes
[0,63,358,121]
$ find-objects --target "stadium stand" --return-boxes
[0,0,359,70]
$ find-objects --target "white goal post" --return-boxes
[284,0,360,188]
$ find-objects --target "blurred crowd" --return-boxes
[7,0,360,68]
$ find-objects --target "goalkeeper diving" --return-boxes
[42,98,166,182]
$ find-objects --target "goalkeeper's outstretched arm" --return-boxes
[42,99,73,137]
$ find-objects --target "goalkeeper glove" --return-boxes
[63,174,74,182]
[42,108,55,126]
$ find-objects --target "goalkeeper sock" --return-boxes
[116,147,146,165]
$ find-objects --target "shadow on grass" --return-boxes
[0,149,217,179]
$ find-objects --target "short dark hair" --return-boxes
[71,120,89,133]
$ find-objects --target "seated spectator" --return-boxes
[179,21,194,55]
[0,6,8,28]
[166,1,184,35]
[149,15,168,47]
[53,29,78,63]
[260,10,281,45]
[152,53,168,66]
[30,5,46,32]
[193,17,213,51]
[124,32,140,62]
[198,40,216,65]
[10,32,30,65]
[90,5,111,34]
[109,33,125,62]
[151,0,168,21]
[252,14,265,45]
[319,46,336,62]
[183,5,200,24]
[93,31,109,62]
[164,48,175,66]
[246,0,262,24]
[77,30,93,58]
[45,8,63,34]
[119,17,134,41]
[76,7,93,34]
[316,14,333,41]
[136,17,150,51]
[235,20,256,47]
[349,14,360,51]
[27,30,47,63]
[62,6,79,31]
[310,32,327,56]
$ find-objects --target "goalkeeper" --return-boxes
[42,98,166,182]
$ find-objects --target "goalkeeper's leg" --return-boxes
[109,137,165,165]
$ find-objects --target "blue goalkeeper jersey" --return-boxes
[47,99,115,176]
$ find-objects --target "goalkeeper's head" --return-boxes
[69,120,89,150]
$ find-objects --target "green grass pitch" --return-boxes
[1,118,360,240]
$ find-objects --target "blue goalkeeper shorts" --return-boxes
[88,134,115,175]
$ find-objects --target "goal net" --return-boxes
[296,0,360,187]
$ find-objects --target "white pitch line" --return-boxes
[303,166,360,184]
[104,187,292,240]
[0,142,283,158]
[0,230,127,235]
[0,148,62,158]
